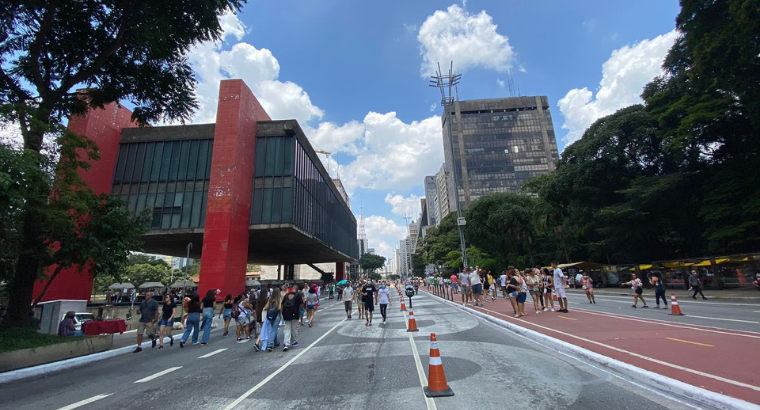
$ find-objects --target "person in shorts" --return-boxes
[343,282,355,319]
[552,262,568,313]
[135,291,159,353]
[459,269,471,306]
[469,267,483,307]
[361,280,377,326]
[450,273,458,294]
[158,294,176,349]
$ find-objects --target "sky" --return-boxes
[184,0,682,262]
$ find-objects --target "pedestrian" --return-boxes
[551,262,569,313]
[542,268,554,312]
[459,268,471,306]
[158,294,176,349]
[525,268,542,314]
[299,283,307,326]
[650,274,667,309]
[134,291,159,353]
[361,279,377,326]
[470,267,483,307]
[328,283,334,299]
[261,288,282,352]
[343,282,355,319]
[236,294,254,341]
[450,272,458,294]
[220,293,234,337]
[500,270,508,299]
[517,270,529,316]
[506,271,521,317]
[280,284,304,351]
[337,285,343,302]
[622,273,649,308]
[689,270,707,300]
[488,271,497,301]
[179,295,201,347]
[200,289,216,345]
[534,266,545,310]
[305,286,318,327]
[580,271,596,304]
[377,283,391,325]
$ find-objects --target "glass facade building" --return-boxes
[442,96,560,210]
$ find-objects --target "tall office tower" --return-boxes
[423,176,439,227]
[435,164,452,224]
[442,96,560,211]
[408,221,419,253]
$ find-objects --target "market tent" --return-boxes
[170,280,198,289]
[637,264,653,270]
[557,262,605,269]
[139,282,165,289]
[108,282,135,290]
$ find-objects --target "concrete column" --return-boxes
[336,262,345,281]
[199,79,271,299]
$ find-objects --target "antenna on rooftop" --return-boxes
[429,61,462,106]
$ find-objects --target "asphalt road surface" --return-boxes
[1,291,697,410]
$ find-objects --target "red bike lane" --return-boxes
[423,289,760,405]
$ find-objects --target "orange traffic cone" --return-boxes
[400,297,407,312]
[669,294,684,316]
[407,309,419,332]
[424,333,454,397]
[552,291,558,302]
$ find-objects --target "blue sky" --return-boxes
[186,0,682,260]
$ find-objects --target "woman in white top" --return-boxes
[377,284,391,325]
[525,268,542,314]
[622,274,649,308]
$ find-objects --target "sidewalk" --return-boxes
[568,286,760,300]
[421,288,760,406]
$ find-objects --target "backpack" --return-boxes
[231,304,241,319]
[281,292,298,320]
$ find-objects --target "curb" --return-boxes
[423,291,759,410]
[0,334,182,384]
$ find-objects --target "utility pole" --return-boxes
[430,61,468,269]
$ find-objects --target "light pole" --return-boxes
[178,242,192,322]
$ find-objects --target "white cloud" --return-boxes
[429,103,437,112]
[417,4,515,77]
[307,120,364,155]
[364,215,408,260]
[384,194,422,217]
[518,65,527,73]
[558,30,678,146]
[496,78,505,88]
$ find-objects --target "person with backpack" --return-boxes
[233,295,251,341]
[219,293,234,337]
[258,288,282,352]
[280,284,305,351]
[689,270,707,300]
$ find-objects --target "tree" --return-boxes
[368,272,382,281]
[358,254,386,277]
[0,0,245,328]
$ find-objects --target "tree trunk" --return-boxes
[5,201,46,328]
[32,264,67,307]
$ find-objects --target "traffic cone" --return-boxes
[400,297,407,312]
[669,294,684,316]
[424,333,454,397]
[552,291,558,302]
[407,309,419,332]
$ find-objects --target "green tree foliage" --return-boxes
[0,0,245,328]
[368,272,382,281]
[358,254,386,277]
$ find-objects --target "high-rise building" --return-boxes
[423,176,438,227]
[442,96,559,211]
[408,221,419,253]
[435,164,452,224]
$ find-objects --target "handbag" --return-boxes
[266,308,279,321]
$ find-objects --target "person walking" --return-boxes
[134,291,159,353]
[220,293,234,337]
[305,286,318,327]
[488,271,497,301]
[517,270,529,316]
[343,282,355,319]
[235,294,253,341]
[470,267,484,307]
[254,289,268,335]
[689,270,707,300]
[525,268,542,314]
[650,274,667,309]
[552,262,569,313]
[506,271,521,317]
[362,280,378,326]
[179,295,201,348]
[542,268,555,312]
[622,273,649,308]
[158,294,176,349]
[200,289,216,345]
[261,288,282,352]
[377,283,391,325]
[500,270,508,299]
[580,272,596,304]
[280,284,304,351]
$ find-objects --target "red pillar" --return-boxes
[199,80,270,299]
[336,262,346,282]
[33,102,137,302]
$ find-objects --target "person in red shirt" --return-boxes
[450,274,458,294]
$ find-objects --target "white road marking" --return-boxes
[480,306,760,393]
[56,394,113,410]
[222,317,346,410]
[573,307,760,339]
[581,294,760,307]
[198,348,227,358]
[403,311,438,410]
[134,366,182,383]
[123,329,137,333]
[684,315,758,324]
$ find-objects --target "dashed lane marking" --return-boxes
[403,310,437,410]
[134,366,182,383]
[558,316,577,321]
[665,338,714,348]
[685,315,758,324]
[56,394,114,410]
[198,348,227,358]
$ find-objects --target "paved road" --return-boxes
[0,291,696,410]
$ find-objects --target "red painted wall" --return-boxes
[33,103,138,303]
[336,262,345,281]
[199,80,271,299]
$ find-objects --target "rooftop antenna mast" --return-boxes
[429,61,461,106]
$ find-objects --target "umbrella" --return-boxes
[108,282,135,290]
[170,280,198,289]
[139,281,165,289]
[245,279,261,288]
[336,280,348,286]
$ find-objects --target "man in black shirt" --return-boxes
[281,284,305,351]
[362,281,378,326]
